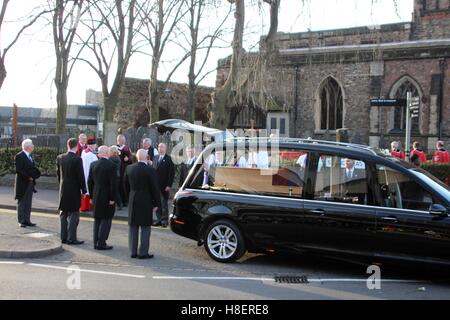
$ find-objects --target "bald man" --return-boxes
[88,146,117,250]
[124,149,161,259]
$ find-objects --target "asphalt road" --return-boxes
[1,208,450,300]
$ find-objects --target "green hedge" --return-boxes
[0,147,60,177]
[420,162,450,184]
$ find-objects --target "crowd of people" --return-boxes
[389,140,450,165]
[14,134,183,259]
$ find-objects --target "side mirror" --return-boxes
[430,204,448,218]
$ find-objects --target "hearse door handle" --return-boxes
[310,209,326,216]
[381,216,398,223]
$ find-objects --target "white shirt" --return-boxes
[23,150,32,161]
[81,148,98,195]
[345,168,355,179]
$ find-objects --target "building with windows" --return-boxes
[216,0,450,151]
[0,104,99,140]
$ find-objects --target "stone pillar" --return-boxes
[369,136,381,148]
[428,137,439,153]
[428,95,439,136]
[104,121,119,146]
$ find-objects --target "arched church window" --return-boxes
[391,78,420,132]
[320,77,343,131]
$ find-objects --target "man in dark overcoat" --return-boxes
[125,149,161,259]
[88,146,117,250]
[15,139,41,227]
[57,138,87,245]
[152,143,175,228]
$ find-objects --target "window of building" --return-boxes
[314,154,372,205]
[267,112,289,137]
[391,77,420,132]
[375,165,440,211]
[320,77,343,131]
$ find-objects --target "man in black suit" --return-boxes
[179,145,197,188]
[56,138,87,245]
[142,138,158,163]
[152,143,175,228]
[88,146,117,250]
[342,158,366,204]
[125,149,161,259]
[15,139,41,227]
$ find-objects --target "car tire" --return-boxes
[204,219,246,263]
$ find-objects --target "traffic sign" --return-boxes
[370,98,406,107]
[409,96,420,118]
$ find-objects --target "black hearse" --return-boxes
[171,138,450,264]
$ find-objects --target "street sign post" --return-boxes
[405,92,412,161]
[405,93,420,161]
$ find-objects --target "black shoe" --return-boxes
[25,222,36,227]
[96,245,113,251]
[138,254,154,259]
[62,240,68,244]
[67,240,84,245]
[19,223,27,228]
[131,254,138,259]
[152,222,162,227]
[161,224,168,228]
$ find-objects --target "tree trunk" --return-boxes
[0,57,6,91]
[55,81,68,134]
[188,80,196,122]
[148,53,160,123]
[210,0,245,129]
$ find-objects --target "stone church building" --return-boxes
[216,0,450,151]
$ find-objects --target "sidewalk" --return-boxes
[0,186,129,221]
[0,212,62,259]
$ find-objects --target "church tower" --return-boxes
[413,0,450,39]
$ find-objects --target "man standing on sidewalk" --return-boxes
[88,146,117,250]
[152,143,174,228]
[125,149,161,259]
[15,139,41,228]
[57,138,87,245]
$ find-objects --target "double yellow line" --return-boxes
[0,208,168,229]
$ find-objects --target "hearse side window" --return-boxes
[188,147,307,198]
[314,154,371,205]
[376,165,440,211]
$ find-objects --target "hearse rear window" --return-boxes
[188,148,308,198]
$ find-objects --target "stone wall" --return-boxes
[114,78,214,129]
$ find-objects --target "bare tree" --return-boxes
[210,0,245,129]
[181,0,232,122]
[136,0,189,123]
[76,0,139,144]
[210,0,281,129]
[50,0,85,134]
[0,1,50,91]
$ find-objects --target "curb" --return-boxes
[0,241,63,259]
[0,204,129,222]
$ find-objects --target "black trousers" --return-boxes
[17,182,33,224]
[156,190,169,225]
[129,226,151,256]
[93,218,112,248]
[119,175,128,206]
[60,211,80,242]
